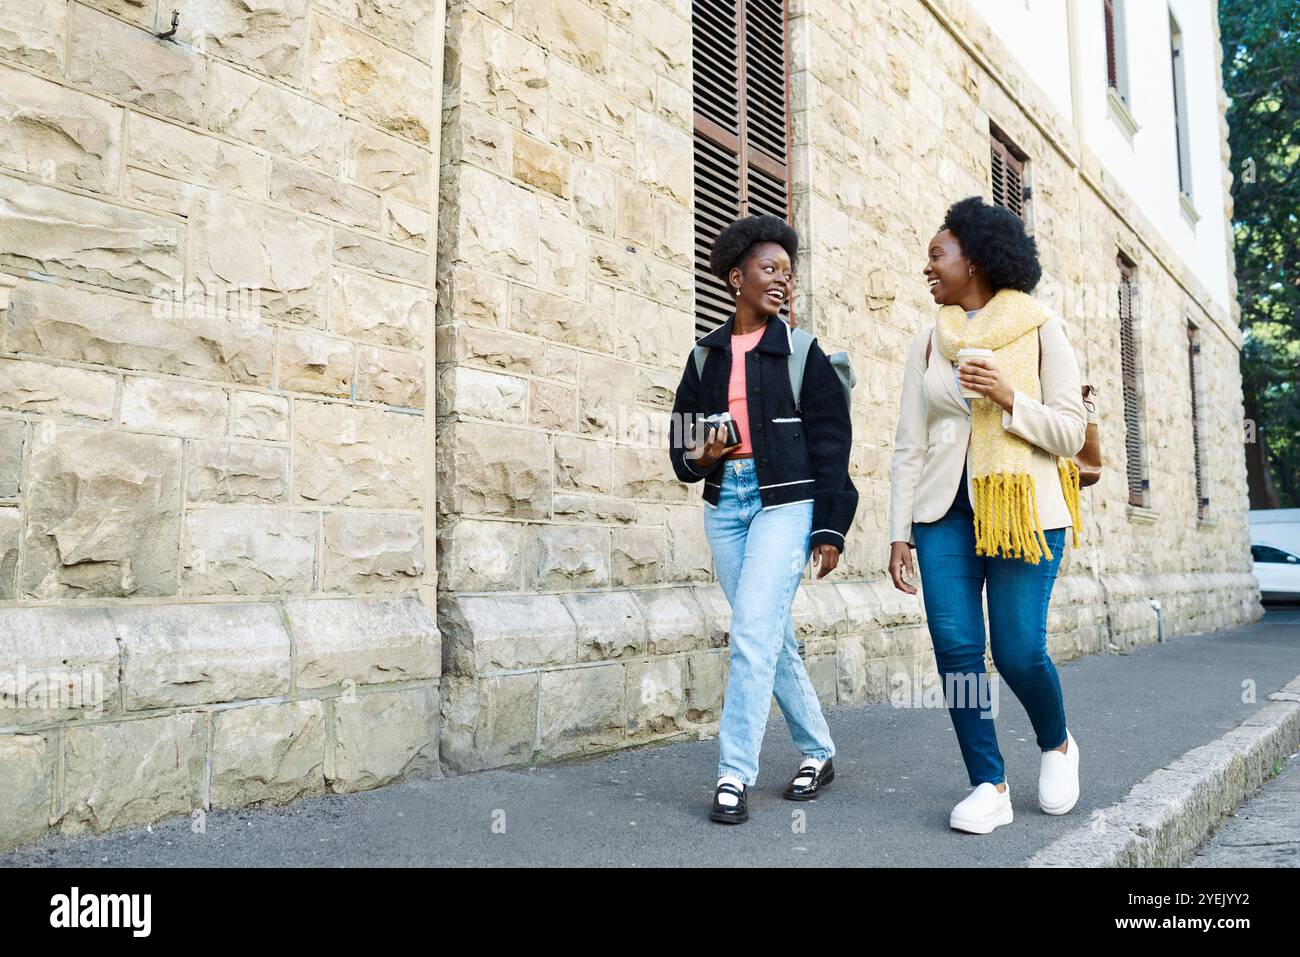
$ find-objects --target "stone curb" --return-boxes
[1026,673,1300,867]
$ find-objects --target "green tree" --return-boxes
[1220,0,1299,508]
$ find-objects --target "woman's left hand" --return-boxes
[958,357,1014,413]
[811,544,840,579]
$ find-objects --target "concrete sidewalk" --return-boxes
[3,608,1298,868]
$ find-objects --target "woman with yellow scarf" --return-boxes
[887,197,1087,834]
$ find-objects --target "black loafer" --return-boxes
[783,758,835,801]
[710,781,749,824]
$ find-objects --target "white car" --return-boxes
[1251,543,1300,602]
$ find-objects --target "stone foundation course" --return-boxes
[436,573,1262,774]
[0,598,439,852]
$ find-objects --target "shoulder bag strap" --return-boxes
[788,326,813,412]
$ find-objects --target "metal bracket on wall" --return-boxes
[157,10,180,41]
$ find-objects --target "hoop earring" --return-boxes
[968,267,974,277]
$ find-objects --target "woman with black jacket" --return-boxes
[668,214,857,824]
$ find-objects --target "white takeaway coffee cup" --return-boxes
[955,348,995,399]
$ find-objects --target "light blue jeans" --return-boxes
[703,457,836,786]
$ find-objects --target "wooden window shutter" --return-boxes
[692,0,794,339]
[1187,322,1208,518]
[1169,19,1191,198]
[989,127,1026,219]
[1171,46,1186,195]
[1103,0,1119,91]
[1117,255,1147,507]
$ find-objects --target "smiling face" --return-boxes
[728,241,794,319]
[923,229,974,305]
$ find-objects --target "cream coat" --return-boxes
[889,315,1087,548]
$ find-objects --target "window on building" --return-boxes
[692,0,794,338]
[1169,14,1192,199]
[1187,321,1208,519]
[989,125,1027,219]
[1118,254,1148,508]
[1104,0,1130,106]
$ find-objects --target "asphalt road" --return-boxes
[1188,742,1300,868]
[4,607,1299,868]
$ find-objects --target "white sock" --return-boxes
[716,774,745,807]
[793,756,826,784]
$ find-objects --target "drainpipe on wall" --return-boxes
[420,0,448,617]
[1150,597,1165,644]
[1064,0,1086,143]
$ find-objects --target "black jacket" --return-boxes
[668,314,858,553]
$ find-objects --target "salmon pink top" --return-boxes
[726,324,766,455]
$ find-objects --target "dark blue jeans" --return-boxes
[912,463,1068,786]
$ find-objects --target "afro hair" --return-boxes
[940,196,1042,292]
[709,214,799,287]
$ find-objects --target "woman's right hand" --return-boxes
[888,540,917,595]
[691,425,741,472]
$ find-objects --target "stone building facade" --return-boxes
[0,0,1260,850]
[0,0,442,850]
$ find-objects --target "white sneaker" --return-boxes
[1038,729,1080,815]
[949,781,1013,834]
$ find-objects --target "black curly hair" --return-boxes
[709,214,799,290]
[940,196,1042,292]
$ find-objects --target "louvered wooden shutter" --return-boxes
[1169,23,1192,198]
[1171,46,1186,195]
[1187,322,1207,518]
[692,0,793,339]
[990,129,1025,218]
[1103,0,1119,91]
[1118,256,1147,507]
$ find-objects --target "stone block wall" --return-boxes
[434,0,1261,774]
[434,0,708,767]
[0,0,441,851]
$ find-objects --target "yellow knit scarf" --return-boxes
[936,289,1083,564]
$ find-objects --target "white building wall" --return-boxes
[968,0,1232,312]
[965,0,1075,123]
